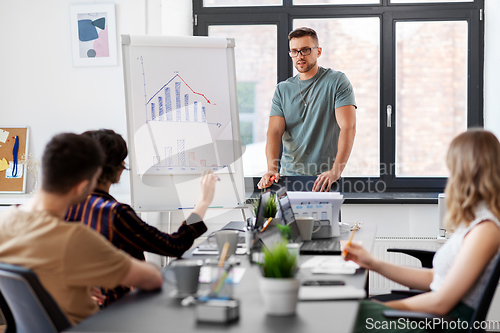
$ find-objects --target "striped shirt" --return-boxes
[65,189,207,305]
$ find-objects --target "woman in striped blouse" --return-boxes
[66,129,218,306]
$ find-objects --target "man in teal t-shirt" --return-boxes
[258,27,357,192]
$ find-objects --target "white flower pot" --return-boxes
[259,277,300,316]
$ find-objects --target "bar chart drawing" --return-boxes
[131,53,234,175]
[145,73,222,128]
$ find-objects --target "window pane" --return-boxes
[392,0,471,3]
[294,0,379,5]
[204,0,282,6]
[294,18,380,177]
[208,25,277,177]
[395,21,467,177]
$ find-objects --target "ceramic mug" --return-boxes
[164,259,203,295]
[296,217,321,241]
[214,230,239,258]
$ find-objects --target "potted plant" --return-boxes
[264,193,279,226]
[259,235,300,316]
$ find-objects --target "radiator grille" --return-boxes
[369,237,440,295]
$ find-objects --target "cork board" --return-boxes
[0,127,29,193]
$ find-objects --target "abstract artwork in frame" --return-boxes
[70,3,117,67]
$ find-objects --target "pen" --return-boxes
[342,222,360,258]
[211,242,230,294]
[218,242,230,268]
[261,217,273,232]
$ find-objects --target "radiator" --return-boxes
[369,237,440,295]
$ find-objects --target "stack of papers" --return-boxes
[300,256,360,275]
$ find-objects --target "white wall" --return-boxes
[0,0,151,196]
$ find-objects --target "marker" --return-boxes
[261,217,273,232]
[270,175,276,182]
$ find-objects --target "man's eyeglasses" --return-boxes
[288,47,319,58]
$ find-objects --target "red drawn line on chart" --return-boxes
[146,74,216,106]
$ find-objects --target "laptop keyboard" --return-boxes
[300,239,341,255]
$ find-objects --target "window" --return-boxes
[395,21,468,177]
[293,17,380,177]
[194,0,484,192]
[208,25,277,176]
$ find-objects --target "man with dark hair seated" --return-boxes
[0,133,163,325]
[65,129,218,306]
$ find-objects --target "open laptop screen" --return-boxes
[255,191,271,229]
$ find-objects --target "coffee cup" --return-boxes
[296,217,321,241]
[165,259,203,295]
[214,230,239,258]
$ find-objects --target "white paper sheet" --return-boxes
[0,130,9,143]
[300,256,359,275]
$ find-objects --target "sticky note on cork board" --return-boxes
[0,130,8,143]
[0,158,8,172]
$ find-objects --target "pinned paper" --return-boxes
[5,161,22,179]
[0,129,8,143]
[0,158,8,172]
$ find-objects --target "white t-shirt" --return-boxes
[430,202,500,308]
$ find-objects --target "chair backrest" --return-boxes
[0,290,16,333]
[468,252,500,333]
[0,263,71,333]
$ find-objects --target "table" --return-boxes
[65,223,376,333]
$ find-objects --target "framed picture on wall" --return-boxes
[70,3,117,67]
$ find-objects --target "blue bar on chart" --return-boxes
[158,96,164,121]
[201,107,206,123]
[151,103,156,121]
[177,139,185,166]
[165,87,173,121]
[194,101,198,122]
[175,82,181,122]
[165,147,172,167]
[184,94,189,122]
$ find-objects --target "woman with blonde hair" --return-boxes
[347,129,500,332]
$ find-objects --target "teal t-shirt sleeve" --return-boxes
[334,72,356,110]
[270,84,285,117]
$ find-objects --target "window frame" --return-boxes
[193,0,484,193]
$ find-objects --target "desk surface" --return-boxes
[65,223,376,333]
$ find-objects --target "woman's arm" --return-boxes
[345,243,434,290]
[384,220,500,315]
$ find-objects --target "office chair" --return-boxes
[0,291,15,333]
[369,248,435,302]
[382,250,500,333]
[0,263,72,333]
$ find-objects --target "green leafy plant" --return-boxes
[264,193,278,219]
[248,197,260,217]
[276,224,292,241]
[261,241,298,278]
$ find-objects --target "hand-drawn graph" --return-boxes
[145,71,221,127]
[130,47,235,175]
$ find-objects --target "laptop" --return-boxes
[216,191,274,246]
[276,188,341,255]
